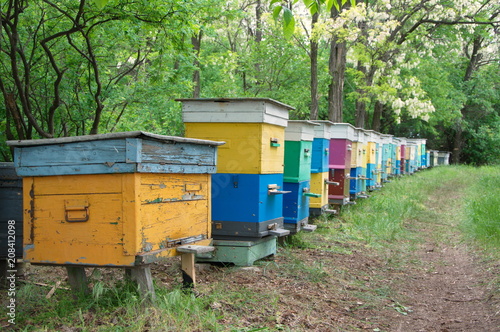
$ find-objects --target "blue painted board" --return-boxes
[395,160,401,175]
[283,181,310,225]
[8,132,223,176]
[360,167,367,193]
[366,163,376,188]
[311,138,330,173]
[211,173,284,223]
[349,167,362,196]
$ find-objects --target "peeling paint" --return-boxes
[143,194,204,204]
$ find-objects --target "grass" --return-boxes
[3,165,499,331]
[461,166,500,253]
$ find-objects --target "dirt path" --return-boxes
[385,179,500,331]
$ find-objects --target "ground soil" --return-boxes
[4,177,500,331]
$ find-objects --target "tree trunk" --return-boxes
[327,37,346,123]
[191,31,203,98]
[354,62,367,128]
[327,4,350,123]
[309,12,319,120]
[372,101,383,132]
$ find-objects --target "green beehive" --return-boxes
[283,121,317,183]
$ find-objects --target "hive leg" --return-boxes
[65,266,89,296]
[181,253,196,289]
[128,265,156,301]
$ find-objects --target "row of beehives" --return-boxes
[1,98,452,273]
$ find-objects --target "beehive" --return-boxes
[364,130,379,190]
[283,121,319,232]
[328,123,355,205]
[349,128,364,199]
[0,163,23,258]
[284,121,317,183]
[7,132,223,266]
[310,121,332,173]
[406,143,417,173]
[407,139,424,170]
[178,98,292,240]
[310,121,334,214]
[437,151,450,165]
[210,173,286,238]
[392,138,401,176]
[180,98,291,174]
[309,172,330,214]
[359,129,370,194]
[283,181,316,232]
[380,134,394,181]
[429,150,439,167]
[420,139,428,168]
[398,137,407,175]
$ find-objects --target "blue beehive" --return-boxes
[310,123,331,173]
[211,173,286,239]
[283,181,315,229]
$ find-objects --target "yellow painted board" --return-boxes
[361,143,368,168]
[24,173,212,266]
[367,142,377,164]
[309,172,329,209]
[139,173,211,252]
[185,123,285,174]
[350,142,358,167]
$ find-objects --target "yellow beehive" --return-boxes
[8,132,223,267]
[179,98,292,175]
[309,172,329,210]
[22,173,213,266]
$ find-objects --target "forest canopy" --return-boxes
[1,0,499,165]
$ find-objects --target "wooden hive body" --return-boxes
[210,173,285,239]
[309,172,329,210]
[283,180,311,232]
[328,136,352,205]
[310,121,334,174]
[329,168,350,205]
[180,98,292,174]
[7,132,223,266]
[284,121,317,183]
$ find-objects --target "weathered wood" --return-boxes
[178,98,292,127]
[7,132,223,176]
[129,265,156,300]
[66,266,89,295]
[177,245,215,254]
[181,253,196,288]
[22,172,212,266]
